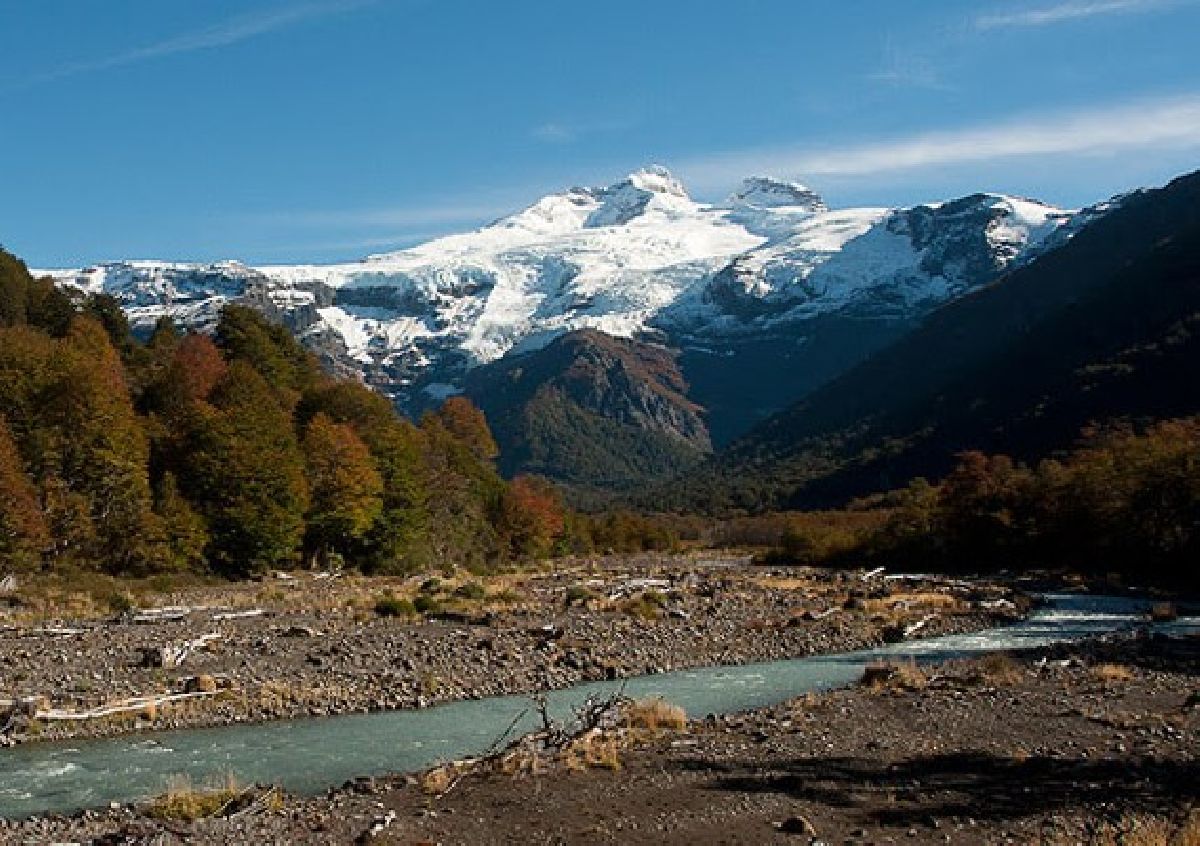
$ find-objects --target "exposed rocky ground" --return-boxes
[0,557,1018,745]
[6,632,1197,845]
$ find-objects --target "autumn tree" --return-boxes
[158,333,228,412]
[0,248,74,336]
[0,415,48,568]
[420,409,505,571]
[43,318,154,571]
[432,396,498,461]
[154,471,209,571]
[299,382,433,572]
[302,413,383,566]
[497,474,565,559]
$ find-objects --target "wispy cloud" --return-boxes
[530,116,637,144]
[531,122,577,143]
[245,201,512,231]
[975,0,1181,30]
[866,41,951,91]
[13,0,376,87]
[676,94,1200,190]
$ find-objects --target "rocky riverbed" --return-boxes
[6,631,1196,845]
[0,557,1020,744]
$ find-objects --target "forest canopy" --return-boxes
[0,248,577,578]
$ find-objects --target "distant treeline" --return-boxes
[741,419,1199,590]
[0,248,673,578]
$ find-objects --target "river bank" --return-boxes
[6,629,1196,844]
[0,557,1022,746]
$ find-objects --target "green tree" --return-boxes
[302,413,384,566]
[299,382,433,573]
[44,318,154,571]
[154,471,209,571]
[180,362,309,576]
[215,305,320,401]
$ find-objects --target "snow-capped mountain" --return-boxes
[41,166,1101,426]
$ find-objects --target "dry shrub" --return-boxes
[754,576,822,592]
[498,747,547,777]
[564,731,622,771]
[973,652,1023,686]
[619,593,663,620]
[145,773,242,821]
[1092,663,1135,684]
[256,679,295,709]
[861,660,928,693]
[419,765,454,795]
[1086,809,1200,846]
[865,591,965,616]
[622,698,686,731]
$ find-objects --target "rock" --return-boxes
[1149,602,1177,622]
[183,674,218,693]
[779,815,816,835]
[282,625,318,638]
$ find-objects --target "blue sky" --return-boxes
[2,0,1199,267]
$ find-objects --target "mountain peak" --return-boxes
[625,165,689,198]
[728,176,826,212]
[581,165,692,228]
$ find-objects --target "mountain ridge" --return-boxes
[34,167,1124,488]
[669,168,1200,512]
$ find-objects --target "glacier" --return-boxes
[40,166,1097,412]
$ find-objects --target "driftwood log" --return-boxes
[140,632,221,669]
[35,688,228,722]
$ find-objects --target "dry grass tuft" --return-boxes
[145,773,243,821]
[861,660,928,693]
[498,747,547,778]
[564,731,622,771]
[622,698,687,731]
[419,765,455,795]
[972,652,1023,686]
[1086,809,1200,846]
[864,591,965,616]
[1092,663,1135,684]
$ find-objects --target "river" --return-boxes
[1,592,1195,818]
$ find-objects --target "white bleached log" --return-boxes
[35,689,226,722]
[142,632,221,668]
[904,615,936,638]
[130,606,208,624]
[211,608,266,621]
[31,626,87,637]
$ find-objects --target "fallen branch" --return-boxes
[211,609,266,621]
[36,689,228,722]
[141,632,221,669]
[31,626,87,637]
[904,615,937,638]
[130,606,209,624]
